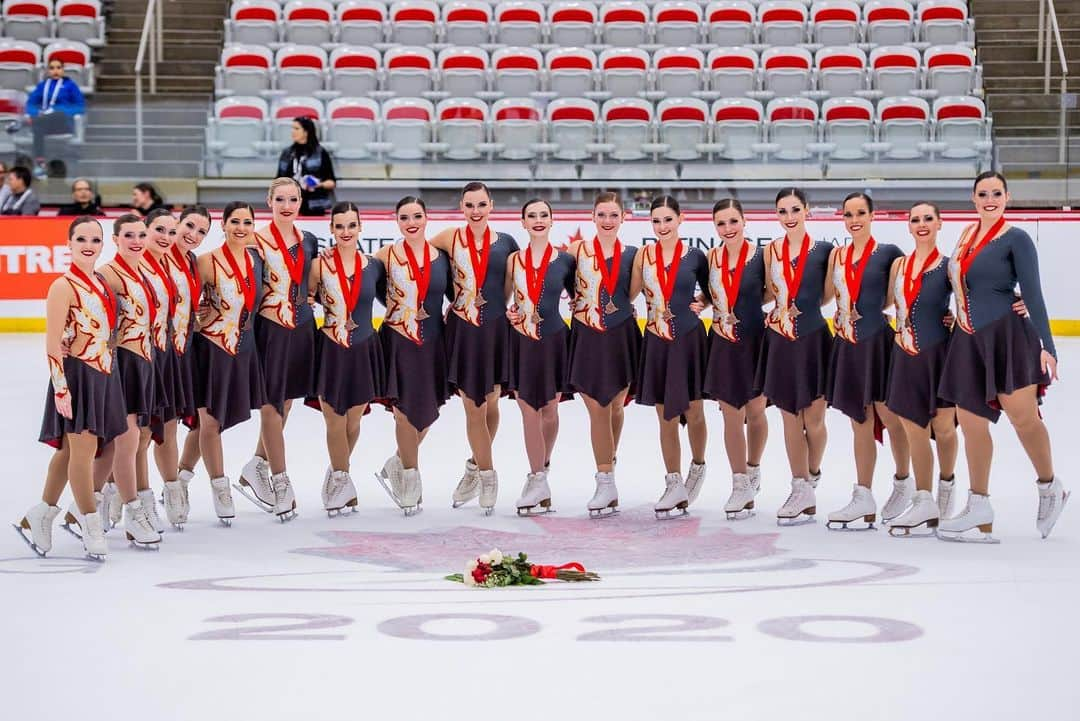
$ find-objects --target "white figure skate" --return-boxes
[323,469,359,517]
[888,490,939,538]
[102,480,121,529]
[61,491,103,539]
[209,476,236,526]
[1036,477,1069,539]
[777,478,816,526]
[235,456,276,513]
[936,475,956,520]
[827,485,877,531]
[937,491,998,544]
[881,475,915,524]
[399,468,423,517]
[138,489,166,535]
[123,500,161,549]
[177,468,194,523]
[685,461,706,505]
[13,502,60,557]
[655,473,689,520]
[515,471,553,516]
[724,472,759,520]
[271,472,297,522]
[587,471,619,518]
[162,480,185,530]
[479,469,498,516]
[81,511,107,561]
[452,459,480,508]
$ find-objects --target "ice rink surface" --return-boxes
[1,333,1078,721]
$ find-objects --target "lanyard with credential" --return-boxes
[43,79,62,112]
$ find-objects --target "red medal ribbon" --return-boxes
[780,233,812,306]
[464,224,492,293]
[331,248,363,321]
[223,245,255,313]
[269,222,305,286]
[592,236,622,299]
[170,245,200,308]
[958,216,1006,280]
[523,244,553,315]
[529,562,586,579]
[69,264,116,332]
[114,255,157,329]
[720,241,751,313]
[143,251,178,319]
[902,248,940,315]
[654,240,683,309]
[403,240,432,307]
[843,237,877,314]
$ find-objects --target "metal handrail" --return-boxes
[134,0,163,162]
[1037,0,1070,163]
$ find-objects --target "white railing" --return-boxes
[134,0,164,162]
[1038,0,1069,163]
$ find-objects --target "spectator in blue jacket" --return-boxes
[26,58,86,178]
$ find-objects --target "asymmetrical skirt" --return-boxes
[191,333,266,433]
[444,310,510,405]
[826,327,895,424]
[703,330,765,409]
[755,325,833,415]
[885,340,955,428]
[381,328,449,432]
[636,323,709,421]
[38,355,128,455]
[508,325,571,411]
[566,317,642,406]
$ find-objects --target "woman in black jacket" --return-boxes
[276,116,337,216]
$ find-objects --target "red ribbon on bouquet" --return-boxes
[529,562,586,579]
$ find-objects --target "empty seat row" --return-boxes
[225,0,970,49]
[0,38,93,91]
[207,92,989,167]
[215,42,980,102]
[1,0,105,46]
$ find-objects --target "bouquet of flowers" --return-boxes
[446,548,600,587]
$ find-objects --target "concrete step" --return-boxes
[987,93,1075,111]
[977,14,1080,30]
[95,42,223,63]
[87,102,210,125]
[85,124,206,142]
[108,12,227,31]
[79,141,204,162]
[978,43,1080,63]
[76,159,204,179]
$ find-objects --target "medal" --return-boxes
[593,237,622,316]
[403,240,433,321]
[780,234,811,321]
[841,237,876,330]
[331,247,364,333]
[523,243,553,328]
[268,222,306,287]
[901,247,940,331]
[654,240,683,324]
[464,225,492,309]
[718,240,751,330]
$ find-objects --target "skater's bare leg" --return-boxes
[485,386,500,441]
[686,400,706,465]
[720,401,748,474]
[255,400,292,461]
[957,408,992,495]
[876,401,911,479]
[900,416,934,493]
[781,408,810,479]
[345,405,365,455]
[393,408,422,470]
[803,398,827,477]
[851,410,877,489]
[179,427,201,473]
[259,403,288,475]
[136,427,152,492]
[998,384,1054,481]
[92,444,114,491]
[517,398,546,474]
[931,408,958,481]
[67,431,99,514]
[112,416,141,503]
[583,393,616,472]
[655,404,682,474]
[611,388,627,458]
[41,438,70,506]
[321,402,350,473]
[197,409,224,479]
[462,392,495,470]
[540,399,559,467]
[153,419,179,483]
[746,395,768,467]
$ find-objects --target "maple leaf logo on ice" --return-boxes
[566,226,585,245]
[293,510,780,571]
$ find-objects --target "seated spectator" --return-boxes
[26,59,86,179]
[276,117,337,216]
[131,182,167,216]
[0,166,40,216]
[57,178,103,215]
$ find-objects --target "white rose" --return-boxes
[478,553,491,565]
[463,570,476,587]
[490,549,504,565]
[466,559,478,572]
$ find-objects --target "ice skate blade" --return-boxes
[481,506,495,517]
[217,517,233,527]
[826,520,877,531]
[655,507,690,521]
[516,502,554,516]
[276,506,298,523]
[588,506,619,519]
[725,509,755,520]
[233,483,275,513]
[125,533,161,550]
[61,521,83,540]
[12,522,47,557]
[403,505,422,517]
[451,497,476,509]
[936,529,1000,544]
[326,505,359,518]
[1040,489,1070,539]
[889,524,937,538]
[776,515,816,527]
[171,523,185,532]
[84,552,106,562]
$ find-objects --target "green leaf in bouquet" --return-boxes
[445,574,464,583]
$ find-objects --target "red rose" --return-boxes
[471,568,486,583]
